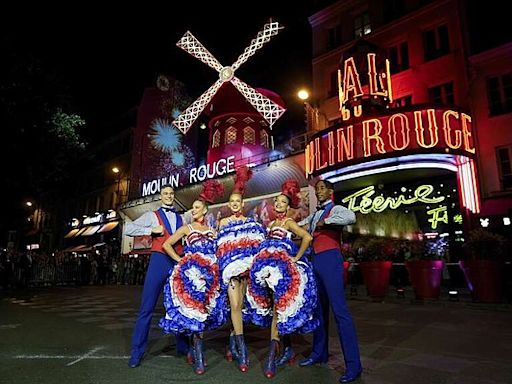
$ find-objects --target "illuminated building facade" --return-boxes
[306,0,511,249]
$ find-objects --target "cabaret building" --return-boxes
[299,0,512,256]
[111,0,512,259]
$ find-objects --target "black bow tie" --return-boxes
[316,204,326,211]
[162,207,175,212]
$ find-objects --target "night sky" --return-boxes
[4,3,316,143]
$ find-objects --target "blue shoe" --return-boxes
[226,334,239,362]
[264,340,280,378]
[235,334,249,372]
[298,356,327,367]
[275,346,295,367]
[339,370,362,383]
[192,334,205,375]
[128,354,142,368]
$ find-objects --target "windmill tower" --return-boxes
[172,20,287,166]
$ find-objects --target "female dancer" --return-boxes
[245,179,319,378]
[216,166,266,372]
[159,181,226,375]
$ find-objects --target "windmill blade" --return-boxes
[172,79,224,134]
[231,20,284,72]
[176,31,224,73]
[231,76,286,129]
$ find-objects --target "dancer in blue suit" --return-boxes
[298,180,363,383]
[124,184,190,368]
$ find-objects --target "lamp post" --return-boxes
[112,166,121,207]
[297,88,329,132]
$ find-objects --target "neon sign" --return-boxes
[142,155,235,197]
[338,53,393,121]
[342,184,445,214]
[305,108,475,177]
[427,206,449,229]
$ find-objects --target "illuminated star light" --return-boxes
[150,118,182,153]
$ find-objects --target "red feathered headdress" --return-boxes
[233,165,253,196]
[199,180,224,204]
[281,179,300,209]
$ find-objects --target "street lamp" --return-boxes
[112,167,122,207]
[296,88,328,132]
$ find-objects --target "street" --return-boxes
[1,285,512,383]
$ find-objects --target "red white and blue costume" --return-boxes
[215,218,266,285]
[159,225,228,335]
[244,220,319,335]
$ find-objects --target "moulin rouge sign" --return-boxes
[305,53,475,177]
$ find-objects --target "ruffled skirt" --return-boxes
[159,250,228,335]
[244,238,319,335]
[216,219,266,285]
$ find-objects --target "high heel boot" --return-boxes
[192,334,205,375]
[264,339,280,378]
[235,334,249,372]
[275,335,295,367]
[226,334,239,362]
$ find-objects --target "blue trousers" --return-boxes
[130,251,189,358]
[311,249,362,375]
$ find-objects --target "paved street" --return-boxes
[1,285,512,384]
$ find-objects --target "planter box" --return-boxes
[359,261,392,298]
[459,260,503,303]
[405,260,444,300]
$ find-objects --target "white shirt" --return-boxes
[299,199,356,234]
[124,208,192,236]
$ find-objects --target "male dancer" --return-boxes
[124,184,189,368]
[299,180,363,383]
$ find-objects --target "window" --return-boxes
[354,13,371,39]
[327,24,342,50]
[496,145,512,190]
[423,25,450,61]
[260,130,269,147]
[225,126,237,144]
[487,73,512,116]
[212,129,220,148]
[428,82,454,105]
[388,42,409,73]
[243,126,255,144]
[329,71,338,98]
[390,95,412,109]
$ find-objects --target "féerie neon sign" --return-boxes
[342,184,445,214]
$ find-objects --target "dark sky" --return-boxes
[4,3,318,142]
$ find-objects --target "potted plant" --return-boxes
[405,238,446,300]
[357,237,393,298]
[459,228,506,303]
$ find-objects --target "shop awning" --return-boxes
[74,227,89,237]
[81,225,101,236]
[64,228,80,238]
[62,245,92,252]
[97,221,119,233]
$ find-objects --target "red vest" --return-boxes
[150,212,183,255]
[312,229,341,254]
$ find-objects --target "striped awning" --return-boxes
[81,225,101,236]
[97,221,119,233]
[64,228,80,238]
